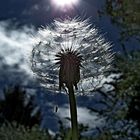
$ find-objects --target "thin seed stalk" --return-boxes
[68,84,79,140]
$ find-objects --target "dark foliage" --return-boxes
[104,0,140,41]
[0,85,41,128]
[116,51,140,129]
[127,94,140,129]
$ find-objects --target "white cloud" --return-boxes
[56,105,103,128]
[0,21,36,75]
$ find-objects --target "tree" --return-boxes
[99,0,140,54]
[0,85,41,128]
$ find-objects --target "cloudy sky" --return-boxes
[0,0,121,74]
[0,0,121,132]
[0,0,137,133]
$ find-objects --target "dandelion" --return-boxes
[31,17,113,140]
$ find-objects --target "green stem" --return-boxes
[68,84,79,140]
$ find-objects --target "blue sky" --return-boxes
[1,0,136,52]
[0,0,103,25]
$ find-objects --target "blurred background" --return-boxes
[0,0,140,139]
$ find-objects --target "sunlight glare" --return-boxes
[52,0,78,7]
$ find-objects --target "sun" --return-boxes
[52,0,78,7]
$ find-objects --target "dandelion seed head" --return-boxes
[31,18,113,95]
[55,48,82,90]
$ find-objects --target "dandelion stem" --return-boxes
[68,84,79,140]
